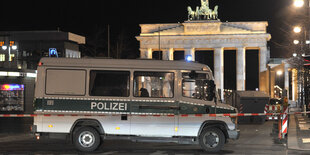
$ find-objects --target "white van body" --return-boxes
[33,58,239,152]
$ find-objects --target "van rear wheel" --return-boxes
[199,127,225,152]
[73,127,101,152]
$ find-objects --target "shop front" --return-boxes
[0,70,36,133]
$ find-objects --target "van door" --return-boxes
[89,70,131,135]
[130,71,176,137]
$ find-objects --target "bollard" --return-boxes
[278,106,282,139]
[278,114,282,139]
[280,97,289,139]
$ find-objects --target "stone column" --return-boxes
[236,47,246,91]
[214,47,224,100]
[162,48,174,60]
[259,46,268,92]
[284,63,290,99]
[185,48,195,61]
[140,48,153,59]
[292,68,298,101]
[259,46,268,72]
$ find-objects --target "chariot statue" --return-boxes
[187,0,219,21]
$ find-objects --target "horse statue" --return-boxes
[201,0,209,8]
[210,5,218,19]
[195,6,201,20]
[198,0,212,19]
[187,0,219,21]
[187,6,196,20]
[199,5,212,19]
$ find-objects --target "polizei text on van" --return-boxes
[90,102,128,111]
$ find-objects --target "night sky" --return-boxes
[0,0,301,58]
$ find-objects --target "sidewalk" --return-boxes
[288,107,310,150]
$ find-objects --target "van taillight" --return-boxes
[38,62,43,66]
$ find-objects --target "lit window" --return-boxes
[0,54,5,61]
[9,54,15,61]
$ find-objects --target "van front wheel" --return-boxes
[73,127,101,152]
[199,127,225,152]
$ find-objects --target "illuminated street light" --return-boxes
[11,45,17,50]
[277,70,283,76]
[0,42,18,61]
[294,26,302,33]
[294,0,305,7]
[1,46,7,50]
[294,39,300,44]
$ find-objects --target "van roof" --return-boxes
[39,58,212,72]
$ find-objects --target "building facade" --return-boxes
[136,20,271,99]
[0,31,85,133]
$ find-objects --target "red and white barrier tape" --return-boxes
[0,114,37,117]
[1,111,310,118]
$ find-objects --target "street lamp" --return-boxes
[294,39,300,44]
[277,70,283,76]
[294,26,302,33]
[294,0,305,7]
[1,46,7,50]
[11,45,17,50]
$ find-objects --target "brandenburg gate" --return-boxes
[136,1,271,99]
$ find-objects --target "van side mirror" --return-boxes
[206,80,215,101]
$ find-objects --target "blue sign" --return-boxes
[49,48,58,57]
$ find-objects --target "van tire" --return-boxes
[199,127,225,153]
[73,126,101,152]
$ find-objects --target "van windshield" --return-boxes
[182,72,210,101]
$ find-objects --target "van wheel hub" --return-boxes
[79,131,95,147]
[203,131,219,148]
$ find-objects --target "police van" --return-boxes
[32,57,239,152]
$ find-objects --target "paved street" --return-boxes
[0,120,303,155]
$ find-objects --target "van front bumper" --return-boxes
[228,129,240,140]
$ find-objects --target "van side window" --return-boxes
[133,72,174,98]
[182,72,210,100]
[89,70,130,97]
[46,69,86,95]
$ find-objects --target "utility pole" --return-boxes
[158,26,161,60]
[108,25,110,58]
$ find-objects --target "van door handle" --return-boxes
[121,114,127,120]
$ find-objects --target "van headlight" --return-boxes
[231,116,238,126]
